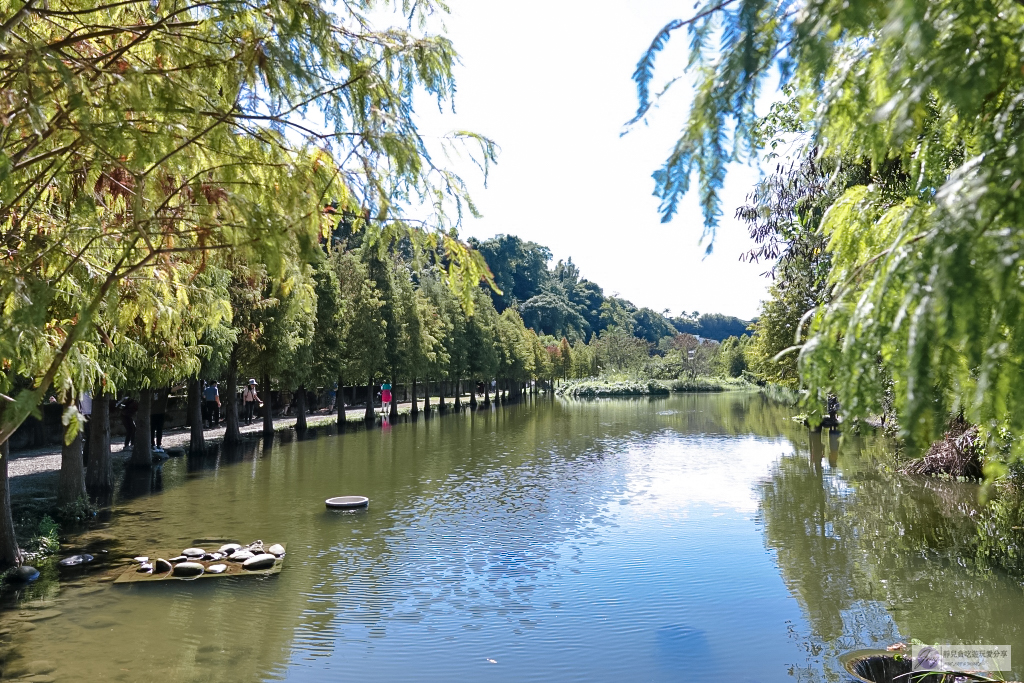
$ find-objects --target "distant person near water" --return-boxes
[117,395,138,451]
[204,381,221,428]
[242,379,262,426]
[151,387,169,451]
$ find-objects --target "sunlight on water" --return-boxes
[0,393,1019,682]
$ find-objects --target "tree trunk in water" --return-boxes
[0,435,21,569]
[454,378,462,410]
[439,381,447,411]
[483,381,490,407]
[364,378,374,422]
[189,379,206,453]
[337,374,346,431]
[296,385,308,430]
[470,380,477,409]
[411,379,419,416]
[423,381,431,414]
[86,391,112,498]
[131,389,152,468]
[262,374,275,438]
[224,354,241,445]
[58,398,88,508]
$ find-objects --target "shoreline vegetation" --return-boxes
[555,376,751,398]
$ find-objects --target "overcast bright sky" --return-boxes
[411,0,774,320]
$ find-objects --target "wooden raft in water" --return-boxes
[113,544,285,584]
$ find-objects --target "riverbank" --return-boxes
[7,394,492,556]
[555,376,750,398]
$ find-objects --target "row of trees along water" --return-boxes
[0,0,753,572]
[0,0,513,570]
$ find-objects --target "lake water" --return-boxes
[2,392,1023,682]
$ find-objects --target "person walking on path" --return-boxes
[242,379,262,426]
[204,381,221,428]
[151,386,170,451]
[117,395,138,451]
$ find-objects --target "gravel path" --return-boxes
[8,406,381,480]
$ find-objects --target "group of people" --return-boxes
[108,380,264,453]
[203,379,264,428]
[116,387,171,452]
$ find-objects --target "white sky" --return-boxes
[411,0,773,320]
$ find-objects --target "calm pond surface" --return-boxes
[3,392,1024,682]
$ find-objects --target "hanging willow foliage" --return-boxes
[632,0,1024,455]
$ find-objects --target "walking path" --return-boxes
[8,406,382,480]
[7,395,486,481]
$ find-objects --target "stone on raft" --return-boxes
[169,555,187,562]
[133,557,149,563]
[268,544,285,557]
[218,544,241,555]
[182,548,205,558]
[171,562,204,578]
[153,558,173,573]
[242,554,276,570]
[206,564,227,574]
[136,563,152,573]
[229,550,254,563]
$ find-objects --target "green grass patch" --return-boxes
[557,376,752,397]
[668,377,751,392]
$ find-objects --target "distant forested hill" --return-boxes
[670,313,753,341]
[468,234,752,344]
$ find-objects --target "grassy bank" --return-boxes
[758,382,800,406]
[556,376,751,398]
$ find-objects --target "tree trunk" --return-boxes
[336,374,346,432]
[411,378,419,416]
[224,354,241,445]
[131,389,152,468]
[483,381,490,407]
[364,378,375,422]
[423,380,431,414]
[389,380,399,422]
[0,435,21,569]
[470,380,477,409]
[85,392,112,498]
[454,378,462,410]
[58,398,88,508]
[189,379,206,453]
[296,385,307,430]
[262,374,275,438]
[439,381,447,411]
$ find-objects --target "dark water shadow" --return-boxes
[118,464,163,501]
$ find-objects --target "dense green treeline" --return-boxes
[467,234,752,344]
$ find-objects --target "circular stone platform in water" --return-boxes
[840,649,911,683]
[9,566,39,583]
[325,496,369,509]
[58,554,93,567]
